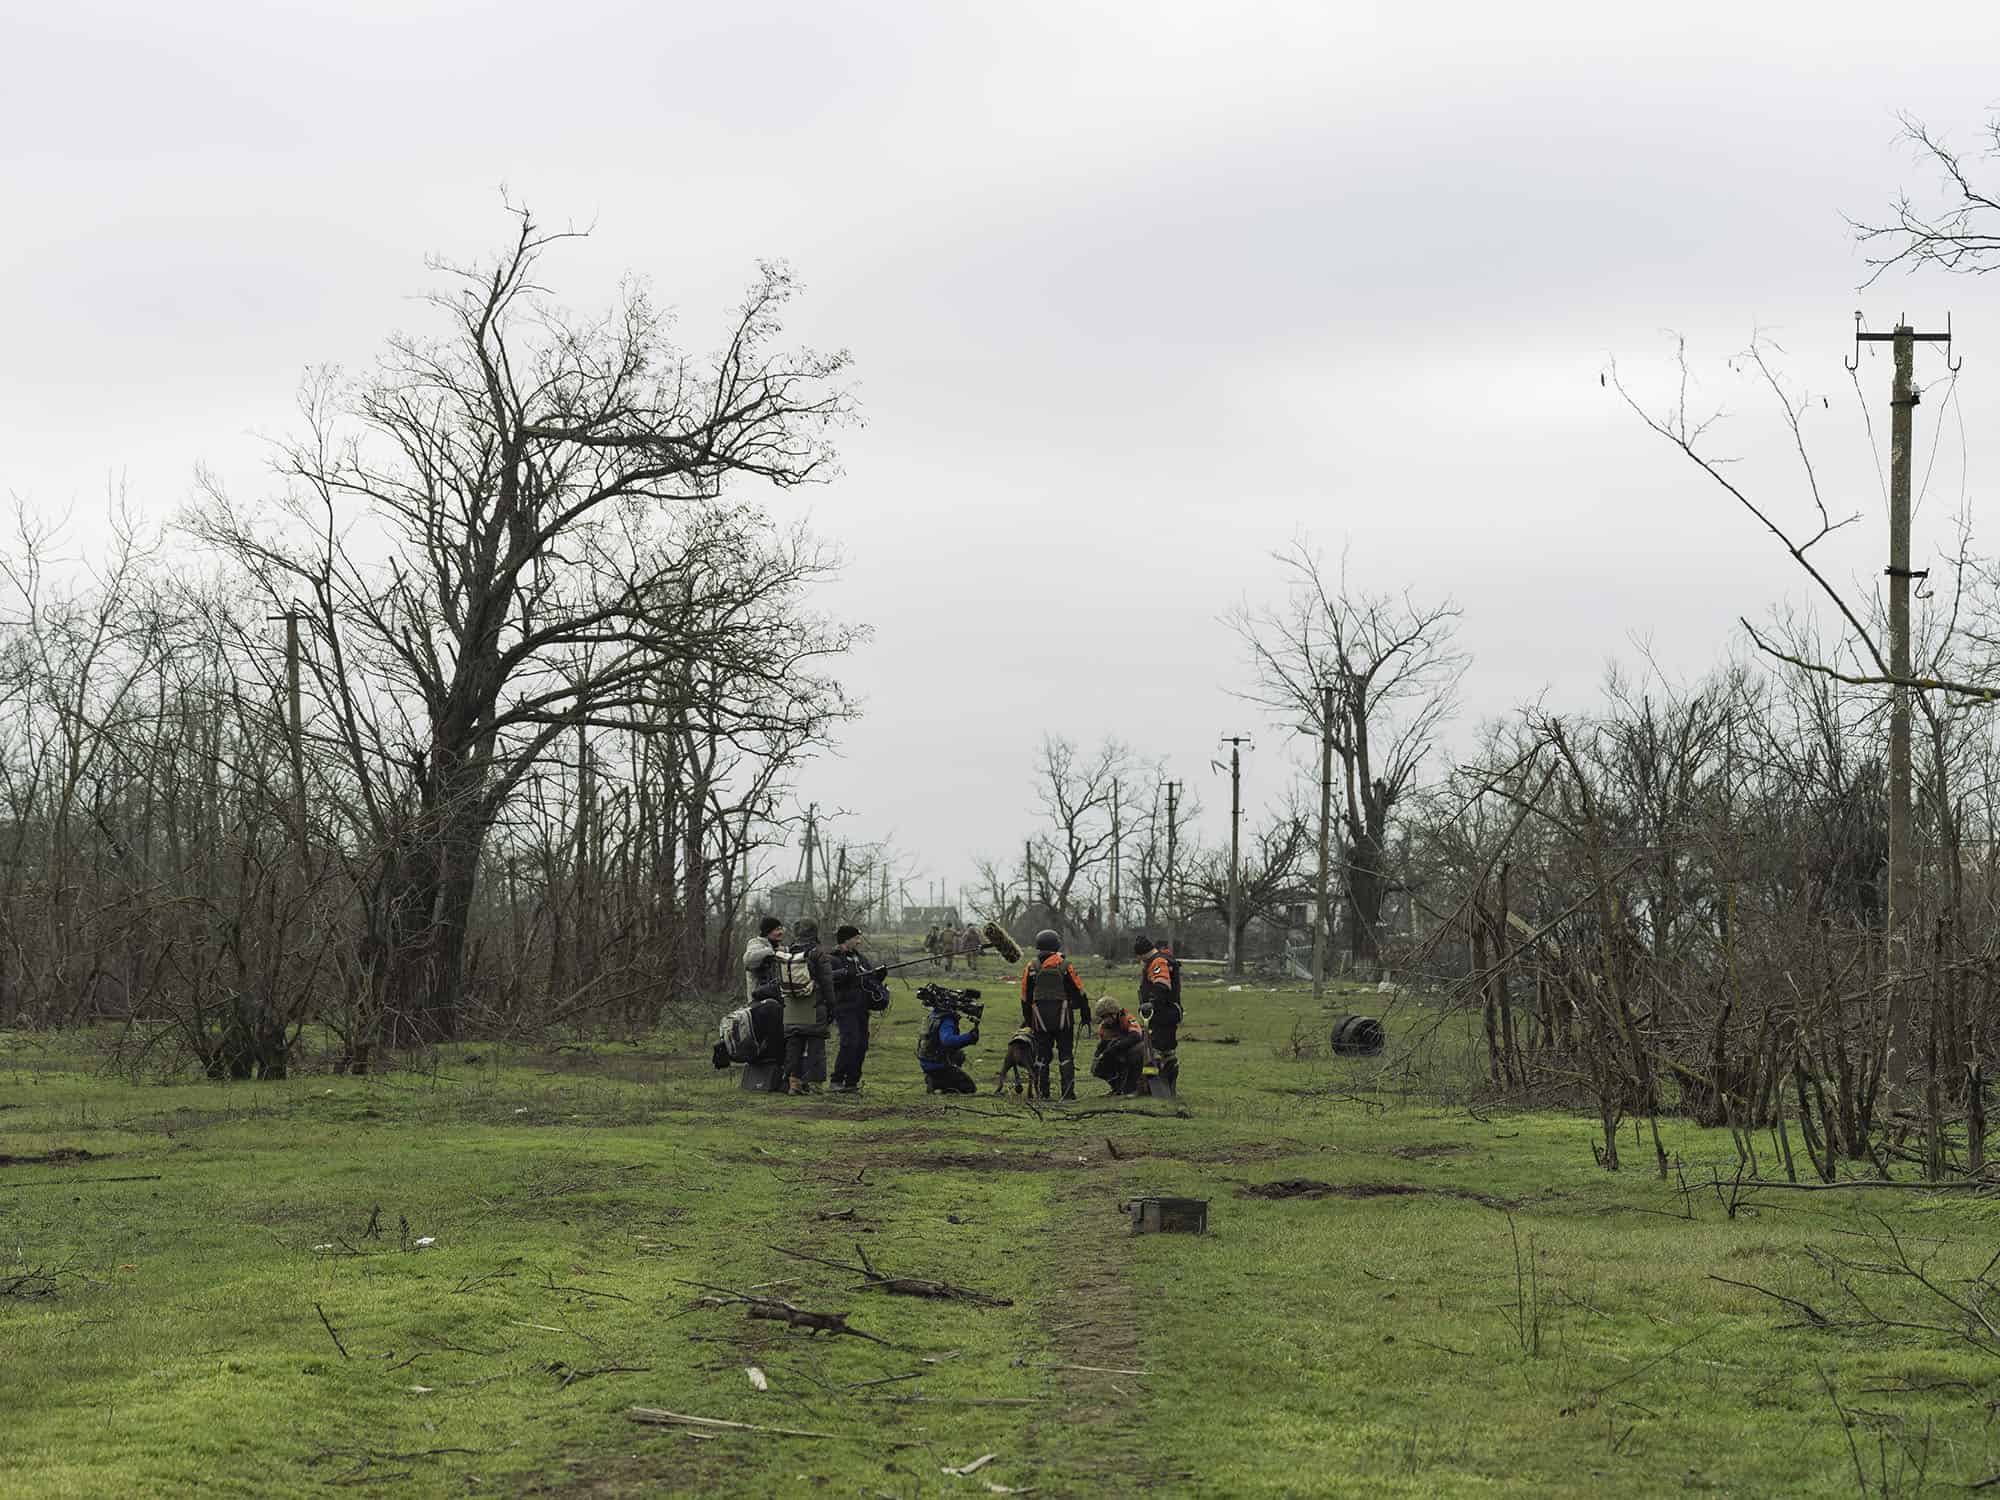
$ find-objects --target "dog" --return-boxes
[995,1027,1036,1094]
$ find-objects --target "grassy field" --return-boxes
[5,962,2000,1498]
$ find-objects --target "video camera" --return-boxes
[916,983,984,1019]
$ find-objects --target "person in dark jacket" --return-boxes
[917,1000,981,1093]
[783,920,830,1095]
[1019,929,1088,1100]
[1133,933,1182,1089]
[826,924,886,1092]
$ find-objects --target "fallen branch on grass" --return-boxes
[676,1279,892,1344]
[0,1173,165,1191]
[772,1244,1014,1307]
[314,1303,352,1359]
[1016,1360,1150,1376]
[1708,1274,1832,1328]
[626,1407,919,1446]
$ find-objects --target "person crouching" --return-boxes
[1092,998,1148,1096]
[917,998,981,1094]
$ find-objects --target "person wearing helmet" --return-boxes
[1133,933,1183,1090]
[1019,929,1088,1100]
[1091,997,1149,1096]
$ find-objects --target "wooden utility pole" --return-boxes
[1164,781,1182,951]
[1853,315,1956,1084]
[1313,682,1335,1001]
[1109,779,1121,932]
[800,803,818,921]
[1221,736,1253,976]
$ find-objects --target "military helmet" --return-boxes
[1093,997,1120,1023]
[1034,928,1061,954]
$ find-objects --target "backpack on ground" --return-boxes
[718,1004,759,1064]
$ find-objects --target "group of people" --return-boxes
[1010,929,1182,1099]
[921,922,985,973]
[739,916,890,1095]
[734,919,1184,1102]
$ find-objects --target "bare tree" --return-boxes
[1227,539,1466,970]
[1027,735,1130,931]
[1854,112,2000,282]
[1186,793,1314,963]
[188,210,852,1043]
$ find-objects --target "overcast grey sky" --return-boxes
[7,1,2000,903]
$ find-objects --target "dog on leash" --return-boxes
[995,1027,1036,1094]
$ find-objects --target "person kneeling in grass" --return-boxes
[1091,998,1148,1097]
[918,1000,981,1094]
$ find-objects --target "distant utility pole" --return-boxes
[1312,681,1336,1001]
[1852,314,1958,1085]
[1164,781,1183,952]
[1221,736,1253,977]
[800,803,819,920]
[1109,779,1122,932]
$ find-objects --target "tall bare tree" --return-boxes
[1227,539,1466,969]
[1027,735,1131,931]
[188,211,852,1043]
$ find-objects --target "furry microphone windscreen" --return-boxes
[982,921,1024,965]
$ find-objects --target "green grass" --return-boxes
[5,966,1999,1497]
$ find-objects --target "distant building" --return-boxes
[759,881,815,925]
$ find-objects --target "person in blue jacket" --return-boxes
[917,998,981,1094]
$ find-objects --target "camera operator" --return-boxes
[825,923,889,1093]
[917,988,982,1094]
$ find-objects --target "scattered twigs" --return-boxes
[626,1407,920,1446]
[552,1362,653,1388]
[313,1302,352,1360]
[542,1268,634,1302]
[771,1245,1015,1307]
[846,1370,926,1390]
[1560,1325,1719,1416]
[676,1279,892,1345]
[451,1260,522,1294]
[1,1260,76,1299]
